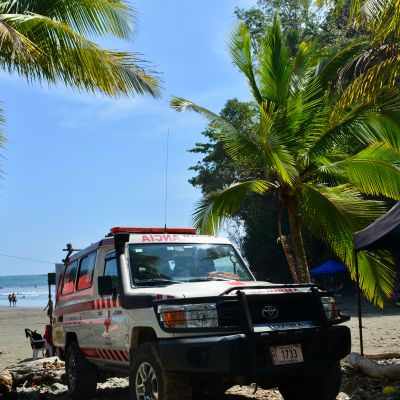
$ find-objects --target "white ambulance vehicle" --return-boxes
[53,227,350,400]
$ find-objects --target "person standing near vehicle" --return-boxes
[44,299,53,322]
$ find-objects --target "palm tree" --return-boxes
[172,17,400,306]
[0,0,161,156]
[317,0,400,109]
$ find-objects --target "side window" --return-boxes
[77,252,96,291]
[104,257,119,292]
[62,260,78,295]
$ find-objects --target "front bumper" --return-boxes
[159,325,350,379]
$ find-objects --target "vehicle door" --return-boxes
[92,251,127,356]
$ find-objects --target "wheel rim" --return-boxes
[67,353,77,392]
[135,361,159,400]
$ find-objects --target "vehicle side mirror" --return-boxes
[98,276,113,296]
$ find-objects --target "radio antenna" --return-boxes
[164,129,170,231]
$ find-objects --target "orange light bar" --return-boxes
[110,227,197,235]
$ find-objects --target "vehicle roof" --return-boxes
[65,228,232,264]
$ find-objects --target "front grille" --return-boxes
[217,294,322,328]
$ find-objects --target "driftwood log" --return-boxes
[348,352,400,380]
[0,357,65,394]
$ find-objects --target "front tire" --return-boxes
[279,362,342,400]
[129,342,192,400]
[65,341,97,400]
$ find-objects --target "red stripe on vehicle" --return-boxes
[104,349,115,361]
[120,350,129,362]
[113,350,123,362]
[98,349,107,359]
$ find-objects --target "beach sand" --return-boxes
[0,306,48,370]
[0,296,398,371]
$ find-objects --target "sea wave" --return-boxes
[0,291,48,297]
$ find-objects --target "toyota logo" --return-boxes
[262,305,278,319]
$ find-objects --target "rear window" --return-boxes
[62,260,78,295]
[77,252,96,291]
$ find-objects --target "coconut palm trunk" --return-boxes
[287,206,310,283]
[277,204,300,282]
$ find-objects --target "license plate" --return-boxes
[269,344,304,365]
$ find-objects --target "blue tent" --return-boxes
[310,259,347,275]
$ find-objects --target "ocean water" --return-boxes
[0,274,55,308]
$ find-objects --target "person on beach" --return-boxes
[8,294,12,307]
[11,293,16,307]
[44,299,53,319]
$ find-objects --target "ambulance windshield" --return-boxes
[128,243,253,284]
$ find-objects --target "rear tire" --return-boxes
[129,342,192,400]
[279,362,342,400]
[65,341,97,400]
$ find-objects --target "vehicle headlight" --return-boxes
[321,296,339,320]
[158,303,218,329]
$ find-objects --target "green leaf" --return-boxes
[0,12,160,97]
[257,14,292,105]
[192,180,271,234]
[228,23,262,104]
[0,0,136,39]
[299,183,393,305]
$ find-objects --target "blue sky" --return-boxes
[0,0,256,275]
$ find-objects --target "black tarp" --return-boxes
[354,202,400,250]
[353,201,400,356]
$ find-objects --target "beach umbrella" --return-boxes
[353,201,400,355]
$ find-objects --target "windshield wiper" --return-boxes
[135,278,182,285]
[187,277,232,282]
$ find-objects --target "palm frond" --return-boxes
[363,114,400,152]
[192,180,271,234]
[0,0,135,39]
[258,105,298,185]
[333,44,400,93]
[0,16,42,60]
[356,250,396,307]
[331,58,400,121]
[318,150,400,199]
[284,80,328,154]
[228,23,262,104]
[300,184,386,255]
[257,14,292,105]
[1,13,160,97]
[365,0,400,44]
[316,40,369,92]
[299,183,393,305]
[307,89,400,159]
[170,98,252,162]
[171,97,238,134]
